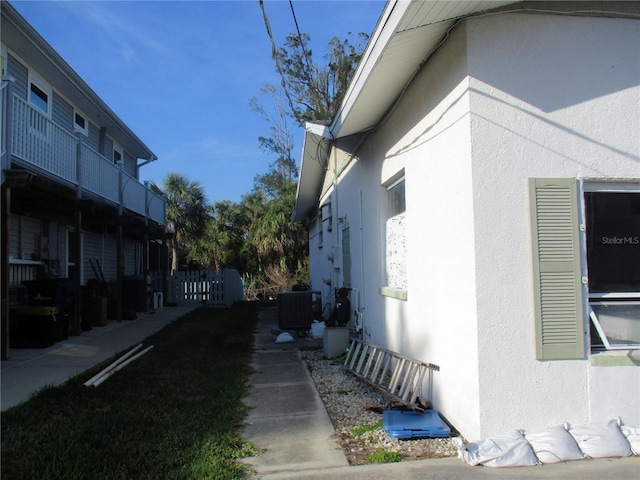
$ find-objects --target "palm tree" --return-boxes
[151,173,207,274]
[191,200,246,272]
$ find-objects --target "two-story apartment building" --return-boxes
[1,1,167,358]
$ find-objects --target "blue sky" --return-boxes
[11,0,384,205]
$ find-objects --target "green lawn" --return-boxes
[1,301,263,480]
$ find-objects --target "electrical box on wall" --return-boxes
[332,245,342,270]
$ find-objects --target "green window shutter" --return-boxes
[529,178,585,360]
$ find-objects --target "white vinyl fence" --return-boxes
[150,269,244,307]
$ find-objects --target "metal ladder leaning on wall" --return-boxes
[344,338,440,410]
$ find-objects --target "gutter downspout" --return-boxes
[359,188,367,341]
[331,135,339,299]
[138,155,157,168]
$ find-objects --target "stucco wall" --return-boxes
[330,24,486,437]
[398,30,483,435]
[306,11,639,441]
[467,13,639,437]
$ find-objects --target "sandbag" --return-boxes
[525,424,584,464]
[568,419,632,459]
[621,425,640,456]
[275,332,294,343]
[310,321,326,339]
[454,430,539,467]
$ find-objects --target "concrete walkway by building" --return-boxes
[241,308,640,480]
[241,307,348,475]
[1,301,201,410]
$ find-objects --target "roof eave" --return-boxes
[329,0,412,139]
[291,123,332,222]
[1,1,157,162]
[294,1,529,221]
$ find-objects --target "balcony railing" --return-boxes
[79,143,119,204]
[4,91,165,225]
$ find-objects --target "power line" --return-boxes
[258,0,303,126]
[288,0,313,73]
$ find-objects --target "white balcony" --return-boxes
[3,91,165,226]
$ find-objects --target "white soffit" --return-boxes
[292,124,332,221]
[333,0,516,139]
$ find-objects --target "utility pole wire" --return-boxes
[258,0,304,126]
[289,0,314,73]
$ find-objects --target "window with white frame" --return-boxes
[27,73,51,139]
[28,77,51,116]
[384,177,407,292]
[584,189,640,351]
[74,110,88,136]
[113,142,123,165]
[30,82,49,113]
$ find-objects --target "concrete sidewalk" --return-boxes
[241,307,640,480]
[1,301,201,410]
[249,456,640,479]
[242,307,347,475]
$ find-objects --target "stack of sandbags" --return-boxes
[453,418,637,467]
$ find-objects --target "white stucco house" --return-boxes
[292,1,640,441]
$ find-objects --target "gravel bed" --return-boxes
[302,349,459,465]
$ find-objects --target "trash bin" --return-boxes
[22,279,77,339]
[122,276,147,312]
[86,297,108,326]
[10,305,59,348]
